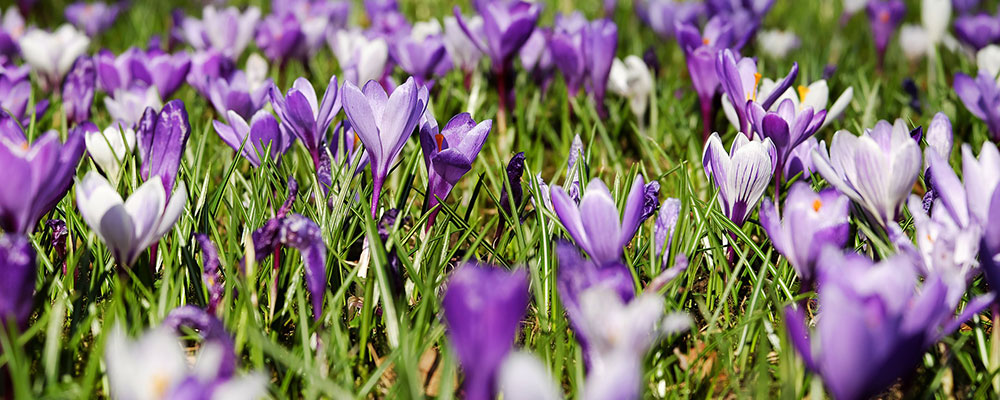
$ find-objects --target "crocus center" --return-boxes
[702,37,710,45]
[20,141,29,151]
[747,73,762,101]
[152,373,170,398]
[812,199,822,212]
[435,133,445,152]
[878,11,889,23]
[797,85,809,103]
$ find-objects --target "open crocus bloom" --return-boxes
[953,71,1000,139]
[717,48,798,136]
[269,75,340,167]
[419,112,491,227]
[756,78,853,130]
[551,175,646,266]
[759,182,850,282]
[213,109,291,167]
[84,122,136,182]
[76,171,186,266]
[178,5,261,60]
[748,98,826,179]
[702,132,776,227]
[18,24,90,91]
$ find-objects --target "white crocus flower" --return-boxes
[18,24,90,91]
[608,55,653,121]
[757,78,853,130]
[498,352,563,400]
[900,24,930,62]
[757,29,801,59]
[977,45,1000,82]
[245,53,270,93]
[329,29,388,86]
[921,0,951,45]
[104,87,162,128]
[85,125,135,182]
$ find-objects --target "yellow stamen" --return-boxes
[152,374,170,398]
[354,133,360,145]
[435,134,445,152]
[797,85,809,103]
[748,73,763,101]
[812,199,822,212]
[20,142,28,150]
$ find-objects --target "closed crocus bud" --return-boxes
[899,24,930,62]
[748,98,827,179]
[702,132,776,227]
[85,123,136,181]
[0,234,35,328]
[925,112,953,161]
[608,55,653,120]
[18,24,90,91]
[977,44,1000,81]
[551,175,646,266]
[62,55,95,125]
[213,109,291,167]
[921,0,951,44]
[136,99,191,199]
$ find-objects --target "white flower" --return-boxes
[498,352,562,400]
[921,0,951,45]
[757,29,801,59]
[900,24,930,61]
[329,29,388,86]
[104,87,162,128]
[18,24,90,91]
[85,125,136,181]
[977,45,1000,82]
[75,171,186,266]
[843,0,868,15]
[411,19,443,41]
[608,55,653,119]
[245,53,270,93]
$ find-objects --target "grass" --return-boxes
[2,0,999,398]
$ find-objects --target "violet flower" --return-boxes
[748,98,826,182]
[550,14,618,116]
[213,110,292,167]
[702,132,776,227]
[269,75,340,168]
[759,182,850,284]
[444,15,484,77]
[195,234,224,315]
[178,5,261,60]
[707,0,775,49]
[342,77,429,217]
[0,8,24,59]
[252,213,327,320]
[186,50,235,98]
[208,70,272,120]
[716,48,798,138]
[274,0,350,57]
[328,29,389,87]
[811,119,921,229]
[392,29,448,88]
[136,99,190,199]
[676,16,735,139]
[784,136,818,180]
[0,234,35,328]
[442,263,529,400]
[18,24,90,91]
[64,1,126,37]
[866,0,906,69]
[62,55,95,126]
[0,64,31,123]
[637,0,704,38]
[255,12,307,68]
[550,175,646,266]
[953,71,1000,139]
[535,133,584,211]
[0,112,85,234]
[953,13,1000,50]
[419,112,491,228]
[654,197,681,268]
[520,28,556,92]
[785,248,993,400]
[131,49,191,100]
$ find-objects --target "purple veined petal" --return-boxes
[341,80,382,159]
[618,175,646,250]
[137,99,191,197]
[279,213,327,320]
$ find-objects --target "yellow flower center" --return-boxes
[812,199,822,212]
[747,73,762,101]
[797,85,810,103]
[152,373,170,399]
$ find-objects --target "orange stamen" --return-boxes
[879,11,889,23]
[435,134,445,152]
[702,37,710,45]
[748,73,763,101]
[812,199,822,212]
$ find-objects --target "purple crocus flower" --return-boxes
[759,183,850,284]
[952,0,980,14]
[0,63,37,125]
[255,12,306,68]
[0,235,35,328]
[0,8,25,59]
[64,1,126,37]
[866,0,906,69]
[186,50,235,98]
[62,56,95,126]
[638,0,705,38]
[520,28,556,92]
[550,14,618,116]
[654,197,681,268]
[676,16,735,139]
[195,234,224,315]
[131,49,191,100]
[0,112,85,234]
[269,75,339,169]
[444,15,484,78]
[716,48,798,138]
[208,70,272,120]
[551,175,646,266]
[136,99,190,199]
[747,98,826,182]
[784,136,818,180]
[213,110,292,167]
[419,112,491,228]
[812,119,922,229]
[707,0,775,49]
[785,248,993,400]
[954,13,1000,50]
[442,263,529,400]
[342,77,429,217]
[702,132,776,227]
[953,71,1000,139]
[391,30,447,88]
[178,5,261,60]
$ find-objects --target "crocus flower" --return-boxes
[952,0,979,14]
[274,0,350,57]
[785,136,818,179]
[0,234,35,328]
[706,0,775,48]
[812,119,922,229]
[136,99,190,199]
[269,75,339,169]
[953,71,1000,139]
[342,77,429,217]
[0,7,25,59]
[444,15,484,76]
[638,0,705,38]
[676,16,735,139]
[64,1,126,37]
[454,1,540,111]
[958,142,1000,225]
[925,112,953,163]
[328,29,389,87]
[535,134,585,211]
[248,209,328,320]
[104,86,162,128]
[551,175,646,266]
[186,50,235,98]
[866,0,906,69]
[131,49,191,100]
[62,56,95,125]
[213,110,291,167]
[904,192,980,308]
[979,45,1000,78]
[716,48,798,138]
[953,13,1000,50]
[921,0,952,46]
[759,183,850,283]
[84,122,135,182]
[520,28,556,92]
[755,78,853,131]
[785,248,993,400]
[178,5,261,60]
[0,64,30,121]
[392,27,448,88]
[757,29,800,58]
[899,24,931,61]
[0,112,85,234]
[419,112,491,228]
[255,12,305,67]
[654,198,681,268]
[748,98,826,181]
[702,132,776,227]
[442,263,529,400]
[550,15,618,116]
[498,352,562,400]
[608,55,654,123]
[195,234,224,315]
[76,171,186,266]
[18,24,90,91]
[208,70,272,120]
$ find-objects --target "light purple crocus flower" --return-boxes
[444,15,484,78]
[62,56,95,126]
[105,86,161,128]
[0,111,85,234]
[953,71,1000,139]
[95,48,191,100]
[255,12,307,68]
[178,5,261,60]
[784,136,818,180]
[249,209,328,320]
[419,112,491,228]
[638,0,705,38]
[654,198,681,268]
[0,235,35,328]
[208,70,272,120]
[550,14,618,116]
[716,48,798,138]
[392,30,447,89]
[707,0,775,49]
[954,13,1000,50]
[785,248,993,400]
[213,110,292,167]
[812,119,922,229]
[759,183,850,284]
[925,112,953,162]
[0,63,41,125]
[136,99,190,199]
[520,27,556,92]
[64,1,126,37]
[866,0,906,69]
[18,25,90,92]
[748,98,826,182]
[186,50,235,97]
[342,77,429,217]
[702,132,776,227]
[0,8,25,59]
[676,16,735,139]
[269,75,339,169]
[442,263,529,400]
[551,175,646,266]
